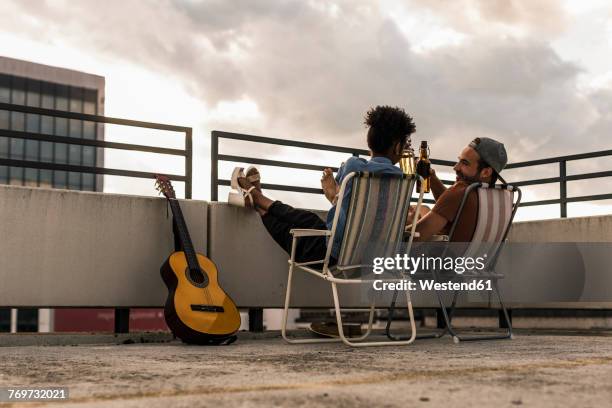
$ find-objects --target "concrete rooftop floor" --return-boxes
[1,330,612,408]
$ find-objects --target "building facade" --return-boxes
[0,56,105,191]
[0,56,105,332]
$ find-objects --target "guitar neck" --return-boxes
[167,199,199,270]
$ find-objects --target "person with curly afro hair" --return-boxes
[232,105,416,264]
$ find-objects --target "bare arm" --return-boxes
[429,168,446,201]
[413,210,448,242]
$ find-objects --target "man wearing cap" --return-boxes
[410,137,508,242]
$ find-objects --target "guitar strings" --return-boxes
[160,181,224,317]
[170,196,216,308]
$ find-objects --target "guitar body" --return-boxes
[161,251,241,344]
[155,174,240,345]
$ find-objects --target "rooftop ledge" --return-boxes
[1,184,611,310]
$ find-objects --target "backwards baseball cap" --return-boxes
[469,137,507,174]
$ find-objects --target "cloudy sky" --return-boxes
[1,0,611,219]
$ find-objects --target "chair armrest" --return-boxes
[289,229,332,237]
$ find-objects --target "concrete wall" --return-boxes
[1,185,611,309]
[207,203,371,308]
[0,185,206,307]
[508,215,612,242]
[500,215,612,309]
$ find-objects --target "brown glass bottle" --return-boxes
[416,141,431,193]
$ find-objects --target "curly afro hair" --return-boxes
[364,106,416,154]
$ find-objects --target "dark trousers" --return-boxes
[261,201,331,264]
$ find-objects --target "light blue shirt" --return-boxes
[326,156,403,259]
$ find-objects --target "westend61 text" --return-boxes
[373,279,493,291]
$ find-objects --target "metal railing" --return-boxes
[505,150,612,217]
[210,130,370,200]
[211,130,612,217]
[0,103,192,198]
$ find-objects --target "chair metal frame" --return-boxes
[281,171,425,347]
[385,181,522,343]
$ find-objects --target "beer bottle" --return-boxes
[399,139,416,175]
[416,141,431,193]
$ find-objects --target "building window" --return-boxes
[55,143,68,164]
[82,173,94,191]
[39,169,52,188]
[41,115,53,134]
[0,110,9,129]
[10,112,25,131]
[9,166,23,185]
[40,141,53,162]
[0,135,8,158]
[10,138,24,159]
[24,167,38,187]
[25,140,38,161]
[68,171,80,190]
[0,75,10,103]
[82,146,95,166]
[53,170,67,189]
[68,144,81,165]
[0,75,9,161]
[0,73,99,191]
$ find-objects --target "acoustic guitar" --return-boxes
[155,175,240,344]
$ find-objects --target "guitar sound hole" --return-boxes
[190,270,204,284]
[185,267,209,288]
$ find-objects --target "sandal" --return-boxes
[228,167,256,207]
[245,166,261,192]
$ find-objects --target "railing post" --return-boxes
[211,131,219,201]
[248,308,264,332]
[185,128,192,199]
[114,308,130,334]
[560,160,567,218]
[436,308,448,329]
[499,309,512,328]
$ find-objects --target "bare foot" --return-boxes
[236,176,256,208]
[245,167,261,193]
[321,168,339,204]
[237,175,274,214]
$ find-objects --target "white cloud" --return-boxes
[205,97,263,126]
[0,0,610,215]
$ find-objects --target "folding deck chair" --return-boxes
[386,182,522,343]
[281,171,425,347]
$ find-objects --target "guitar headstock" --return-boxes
[154,174,176,199]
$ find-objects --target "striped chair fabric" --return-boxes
[333,172,416,278]
[461,185,515,273]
